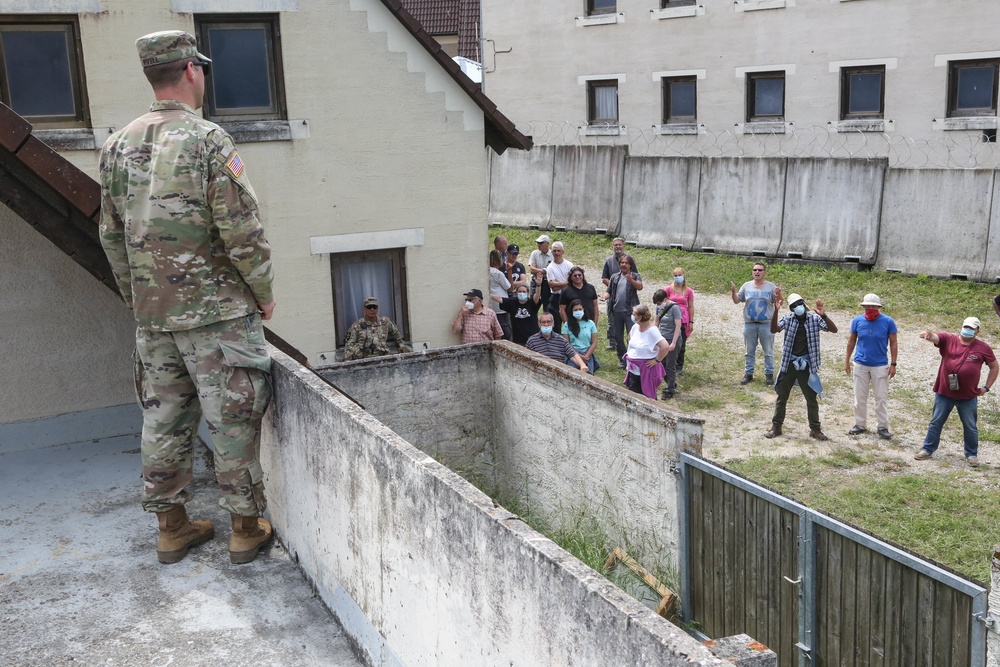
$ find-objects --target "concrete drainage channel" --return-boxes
[259,342,777,666]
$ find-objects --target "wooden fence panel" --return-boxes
[686,467,799,666]
[814,525,974,666]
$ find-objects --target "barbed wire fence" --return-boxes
[514,120,1000,170]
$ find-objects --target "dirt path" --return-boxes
[681,292,999,471]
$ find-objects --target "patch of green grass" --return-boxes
[726,454,1000,581]
[496,227,1000,334]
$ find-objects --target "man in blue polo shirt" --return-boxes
[844,293,898,439]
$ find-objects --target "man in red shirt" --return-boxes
[914,317,999,466]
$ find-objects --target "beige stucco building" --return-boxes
[0,0,529,427]
[482,0,999,167]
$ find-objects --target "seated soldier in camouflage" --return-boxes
[343,297,411,360]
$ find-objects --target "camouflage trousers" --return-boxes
[134,313,272,516]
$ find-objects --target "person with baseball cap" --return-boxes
[845,294,898,439]
[915,317,998,466]
[765,290,838,441]
[99,30,275,565]
[452,288,503,343]
[343,297,411,361]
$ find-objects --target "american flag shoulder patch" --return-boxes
[226,152,244,178]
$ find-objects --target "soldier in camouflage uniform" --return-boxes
[343,297,411,361]
[99,30,276,565]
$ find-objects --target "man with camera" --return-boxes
[915,317,998,466]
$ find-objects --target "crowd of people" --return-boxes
[342,233,1000,468]
[461,236,1000,466]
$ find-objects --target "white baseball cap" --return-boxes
[963,316,981,330]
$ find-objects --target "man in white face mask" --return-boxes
[765,291,838,441]
[451,288,503,343]
[914,317,998,466]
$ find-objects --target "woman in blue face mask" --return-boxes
[561,299,600,374]
[493,283,541,346]
[665,266,694,375]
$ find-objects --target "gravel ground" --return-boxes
[687,291,1000,471]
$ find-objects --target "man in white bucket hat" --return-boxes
[845,293,898,440]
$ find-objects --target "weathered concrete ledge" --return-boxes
[261,345,723,666]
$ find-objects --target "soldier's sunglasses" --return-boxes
[192,61,210,73]
[364,305,378,310]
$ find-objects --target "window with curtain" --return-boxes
[588,80,619,125]
[330,249,409,347]
[0,18,89,128]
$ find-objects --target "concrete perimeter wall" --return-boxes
[319,342,702,577]
[263,347,724,667]
[489,150,1000,279]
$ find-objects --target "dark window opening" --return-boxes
[195,15,287,122]
[840,66,885,120]
[746,71,785,122]
[587,0,617,16]
[948,59,999,118]
[0,17,89,127]
[662,76,697,124]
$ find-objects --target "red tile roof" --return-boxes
[400,0,481,62]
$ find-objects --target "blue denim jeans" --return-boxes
[743,322,774,375]
[922,393,979,457]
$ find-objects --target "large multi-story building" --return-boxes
[482,0,1000,167]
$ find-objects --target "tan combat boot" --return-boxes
[156,505,215,564]
[229,514,273,564]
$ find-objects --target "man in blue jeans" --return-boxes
[731,262,777,385]
[914,317,998,467]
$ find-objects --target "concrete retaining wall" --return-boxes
[694,158,786,256]
[621,157,702,250]
[264,346,724,666]
[877,169,994,279]
[488,145,555,229]
[317,349,494,484]
[490,149,1000,278]
[779,158,886,263]
[550,145,628,233]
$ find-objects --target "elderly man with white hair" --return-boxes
[915,317,998,467]
[845,293,898,439]
[544,240,574,331]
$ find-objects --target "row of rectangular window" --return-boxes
[587,60,999,126]
[588,0,696,14]
[0,14,285,129]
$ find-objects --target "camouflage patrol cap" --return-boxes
[363,297,379,307]
[136,30,212,68]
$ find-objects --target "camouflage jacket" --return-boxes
[343,316,410,361]
[99,100,273,331]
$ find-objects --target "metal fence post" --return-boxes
[678,453,693,628]
[797,511,817,667]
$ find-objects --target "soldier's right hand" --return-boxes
[259,300,276,320]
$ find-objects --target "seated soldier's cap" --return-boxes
[508,243,520,255]
[136,30,212,68]
[464,288,484,299]
[363,297,379,307]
